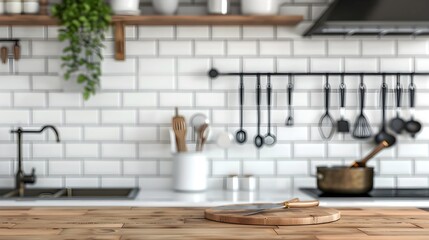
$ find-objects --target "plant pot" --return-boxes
[241,0,279,15]
[110,0,140,15]
[152,0,179,15]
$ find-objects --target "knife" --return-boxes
[212,198,320,216]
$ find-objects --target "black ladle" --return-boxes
[405,77,422,138]
[254,74,264,148]
[236,74,247,144]
[389,75,406,134]
[264,75,276,146]
[374,76,396,147]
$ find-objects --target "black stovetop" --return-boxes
[301,188,429,198]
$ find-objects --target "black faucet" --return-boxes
[10,125,60,197]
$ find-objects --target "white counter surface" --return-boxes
[1,189,429,207]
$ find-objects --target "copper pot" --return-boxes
[317,167,374,195]
[316,141,391,195]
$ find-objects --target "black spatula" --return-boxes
[337,77,350,133]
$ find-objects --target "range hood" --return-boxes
[304,0,429,36]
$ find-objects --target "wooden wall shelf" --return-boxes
[0,15,303,26]
[112,15,303,26]
[0,15,304,60]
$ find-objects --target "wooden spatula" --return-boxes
[1,47,8,64]
[350,140,389,168]
[13,42,20,61]
[172,107,187,152]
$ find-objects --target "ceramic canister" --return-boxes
[23,0,39,14]
[110,0,140,13]
[5,0,22,14]
[225,175,240,191]
[207,0,230,15]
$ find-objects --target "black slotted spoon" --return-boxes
[318,75,335,140]
[353,75,373,139]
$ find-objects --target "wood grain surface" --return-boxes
[205,204,340,225]
[0,207,427,239]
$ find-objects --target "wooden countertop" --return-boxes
[0,207,428,239]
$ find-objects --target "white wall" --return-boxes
[0,0,429,190]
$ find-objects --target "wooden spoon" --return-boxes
[172,107,187,153]
[1,47,8,64]
[196,123,209,152]
[350,141,389,168]
[13,42,20,61]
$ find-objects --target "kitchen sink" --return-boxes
[0,188,139,200]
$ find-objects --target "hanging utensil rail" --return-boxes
[208,69,429,78]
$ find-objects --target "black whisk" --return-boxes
[318,75,335,140]
[353,75,372,139]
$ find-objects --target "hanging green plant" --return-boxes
[52,0,112,100]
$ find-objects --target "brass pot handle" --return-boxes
[350,140,389,168]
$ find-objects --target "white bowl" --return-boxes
[152,0,179,15]
[241,0,279,15]
[110,0,139,13]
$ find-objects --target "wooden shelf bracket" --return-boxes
[114,22,125,61]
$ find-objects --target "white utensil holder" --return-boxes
[173,152,208,192]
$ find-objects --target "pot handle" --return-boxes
[284,200,320,208]
[350,140,389,168]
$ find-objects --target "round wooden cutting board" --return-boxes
[205,204,341,226]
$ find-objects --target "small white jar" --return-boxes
[208,0,230,15]
[241,175,257,191]
[241,0,279,15]
[225,175,240,191]
[5,0,22,15]
[23,0,39,14]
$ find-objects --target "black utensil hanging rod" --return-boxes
[0,39,20,43]
[208,69,429,79]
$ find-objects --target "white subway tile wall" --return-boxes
[1,0,429,190]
